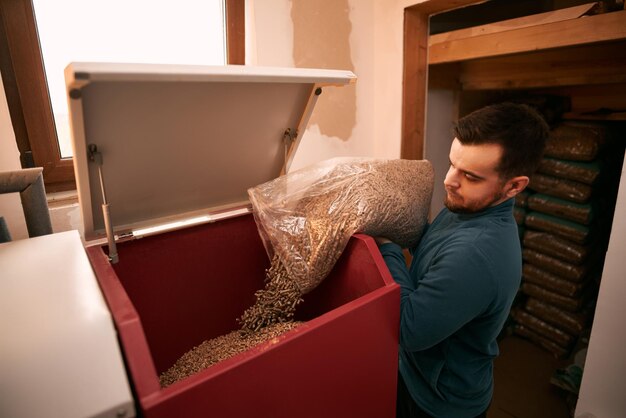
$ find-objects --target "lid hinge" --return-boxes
[88,144,119,264]
[281,85,323,175]
[282,128,298,173]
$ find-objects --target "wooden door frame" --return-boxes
[401,0,484,160]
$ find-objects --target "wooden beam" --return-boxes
[401,0,486,161]
[429,10,626,64]
[545,83,626,114]
[429,2,597,45]
[226,0,245,65]
[401,9,429,160]
[455,41,626,90]
[428,62,462,90]
[0,7,31,164]
[408,0,488,15]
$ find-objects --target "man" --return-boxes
[377,103,549,418]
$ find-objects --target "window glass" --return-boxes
[32,0,226,158]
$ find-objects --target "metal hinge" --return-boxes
[282,128,298,174]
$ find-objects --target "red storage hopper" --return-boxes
[66,62,400,418]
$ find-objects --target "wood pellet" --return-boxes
[160,257,302,387]
[238,255,304,332]
[159,321,301,387]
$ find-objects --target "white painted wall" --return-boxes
[576,159,626,418]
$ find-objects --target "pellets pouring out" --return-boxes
[238,255,304,332]
[160,157,434,387]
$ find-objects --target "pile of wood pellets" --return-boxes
[159,256,302,387]
[159,320,301,387]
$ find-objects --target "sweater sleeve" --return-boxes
[385,239,497,352]
[379,242,414,294]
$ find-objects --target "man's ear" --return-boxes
[505,175,529,198]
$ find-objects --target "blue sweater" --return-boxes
[379,198,521,417]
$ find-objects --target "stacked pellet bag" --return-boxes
[512,121,624,358]
[160,157,434,386]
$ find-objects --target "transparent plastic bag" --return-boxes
[248,157,434,294]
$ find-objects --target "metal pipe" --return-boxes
[0,168,53,239]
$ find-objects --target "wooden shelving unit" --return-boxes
[426,5,626,119]
[428,8,626,65]
[401,1,626,159]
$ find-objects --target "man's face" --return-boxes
[443,138,509,214]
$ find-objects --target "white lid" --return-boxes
[0,230,134,417]
[65,62,355,240]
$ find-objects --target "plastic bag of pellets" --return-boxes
[248,157,434,295]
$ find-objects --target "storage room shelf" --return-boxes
[428,8,626,65]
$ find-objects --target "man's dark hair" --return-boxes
[452,102,549,179]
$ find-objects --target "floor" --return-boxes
[488,336,572,418]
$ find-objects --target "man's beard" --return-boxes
[444,189,506,214]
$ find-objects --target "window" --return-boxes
[0,0,244,192]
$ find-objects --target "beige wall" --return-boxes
[248,0,424,171]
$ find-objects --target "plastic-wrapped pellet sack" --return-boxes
[514,207,526,226]
[511,308,575,348]
[521,283,586,312]
[525,298,589,336]
[544,122,606,162]
[513,324,569,359]
[239,157,433,332]
[529,174,592,203]
[525,212,590,244]
[527,194,594,225]
[522,248,588,281]
[514,190,531,208]
[522,263,587,297]
[248,157,434,295]
[538,158,602,185]
[523,230,590,265]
